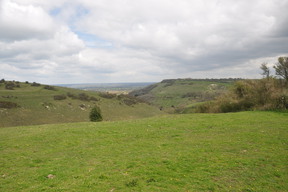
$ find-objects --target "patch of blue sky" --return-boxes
[49,5,89,20]
[50,7,62,16]
[49,6,111,48]
[74,6,89,18]
[75,30,114,49]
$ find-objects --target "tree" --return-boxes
[273,57,288,83]
[260,63,270,78]
[89,106,103,122]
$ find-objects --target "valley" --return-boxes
[0,79,287,191]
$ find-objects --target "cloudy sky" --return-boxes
[0,0,287,84]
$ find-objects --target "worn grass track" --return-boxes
[0,111,287,191]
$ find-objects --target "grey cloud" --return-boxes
[1,0,288,84]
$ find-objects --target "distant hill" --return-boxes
[129,78,239,113]
[0,80,163,127]
[57,82,155,94]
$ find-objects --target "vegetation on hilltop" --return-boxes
[196,78,288,113]
[196,57,288,113]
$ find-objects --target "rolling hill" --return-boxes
[129,78,239,113]
[0,80,163,127]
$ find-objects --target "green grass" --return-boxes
[131,79,234,112]
[0,82,162,127]
[1,111,287,191]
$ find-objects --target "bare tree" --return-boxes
[273,57,288,83]
[260,63,270,78]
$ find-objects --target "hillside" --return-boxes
[59,82,155,94]
[1,111,287,191]
[0,81,163,127]
[130,78,238,113]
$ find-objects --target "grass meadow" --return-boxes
[0,82,162,127]
[1,111,287,191]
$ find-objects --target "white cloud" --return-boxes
[0,0,57,41]
[0,0,288,84]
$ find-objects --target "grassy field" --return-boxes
[0,81,162,127]
[1,111,287,191]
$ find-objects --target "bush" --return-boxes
[89,96,99,101]
[78,93,90,101]
[5,82,15,90]
[99,92,116,99]
[182,92,200,99]
[53,94,67,100]
[196,78,288,113]
[0,101,20,109]
[89,106,103,122]
[31,82,41,87]
[67,92,77,99]
[4,81,20,90]
[117,94,144,106]
[44,85,56,91]
[66,92,99,102]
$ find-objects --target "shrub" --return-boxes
[89,96,99,101]
[117,94,143,106]
[67,92,77,99]
[78,93,90,101]
[196,78,288,113]
[123,99,137,106]
[182,92,200,99]
[31,82,41,86]
[5,83,15,90]
[99,92,116,99]
[125,179,138,187]
[89,106,103,122]
[53,94,67,100]
[66,92,99,102]
[0,101,20,109]
[4,81,19,90]
[44,85,56,91]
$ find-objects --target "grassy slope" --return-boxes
[130,79,234,112]
[0,82,162,127]
[1,111,287,191]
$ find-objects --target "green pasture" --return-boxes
[1,111,287,191]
